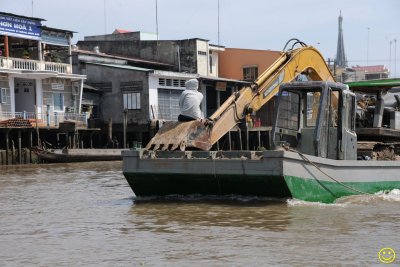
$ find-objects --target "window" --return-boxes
[276,91,300,130]
[53,93,64,111]
[157,88,182,120]
[345,94,356,131]
[0,88,7,104]
[209,55,213,74]
[306,91,321,127]
[121,81,142,110]
[52,83,64,90]
[120,81,143,91]
[243,66,258,81]
[158,78,186,88]
[123,92,141,110]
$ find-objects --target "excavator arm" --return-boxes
[146,39,335,151]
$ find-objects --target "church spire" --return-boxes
[335,11,347,68]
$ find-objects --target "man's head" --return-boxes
[185,79,199,91]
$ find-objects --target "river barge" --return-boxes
[122,80,400,203]
[122,149,400,203]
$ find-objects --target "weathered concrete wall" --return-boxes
[77,40,176,66]
[84,64,150,125]
[177,39,198,74]
[76,39,200,74]
[84,32,141,41]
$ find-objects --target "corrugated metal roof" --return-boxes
[86,62,154,72]
[0,12,45,21]
[199,75,251,84]
[74,49,173,67]
[113,29,133,34]
[351,65,388,73]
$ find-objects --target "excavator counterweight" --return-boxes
[145,39,335,151]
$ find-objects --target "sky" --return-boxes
[2,0,400,77]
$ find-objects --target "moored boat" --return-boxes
[35,148,126,163]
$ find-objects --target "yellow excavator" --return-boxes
[146,39,335,151]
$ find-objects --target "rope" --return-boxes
[284,147,370,195]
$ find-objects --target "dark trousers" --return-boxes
[178,114,196,122]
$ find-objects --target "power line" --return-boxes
[155,0,159,42]
[218,0,220,46]
[104,0,107,36]
[346,59,400,63]
[366,27,370,66]
[395,39,397,77]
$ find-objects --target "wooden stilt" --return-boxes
[228,131,232,151]
[238,128,242,151]
[6,130,9,165]
[18,130,22,164]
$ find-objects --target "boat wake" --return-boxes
[335,189,400,204]
[287,199,347,207]
[287,189,400,206]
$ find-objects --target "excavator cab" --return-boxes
[272,81,357,160]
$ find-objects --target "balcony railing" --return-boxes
[0,56,72,74]
[0,111,87,128]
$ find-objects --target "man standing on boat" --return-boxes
[178,78,204,122]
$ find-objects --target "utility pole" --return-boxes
[155,0,159,42]
[395,39,397,78]
[366,27,370,66]
[389,40,393,77]
[104,0,107,36]
[218,0,220,46]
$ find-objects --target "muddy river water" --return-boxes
[0,162,399,266]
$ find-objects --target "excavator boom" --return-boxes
[146,40,335,151]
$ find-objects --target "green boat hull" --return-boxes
[284,175,400,203]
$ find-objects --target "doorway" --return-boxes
[14,78,36,113]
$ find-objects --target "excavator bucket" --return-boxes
[145,120,212,151]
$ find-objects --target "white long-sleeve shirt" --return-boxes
[179,89,203,119]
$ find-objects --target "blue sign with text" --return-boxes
[0,14,41,40]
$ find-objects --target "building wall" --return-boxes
[84,64,150,124]
[41,78,77,114]
[77,40,179,71]
[178,39,199,74]
[196,40,209,76]
[148,71,198,121]
[76,38,205,74]
[219,48,281,80]
[84,32,142,41]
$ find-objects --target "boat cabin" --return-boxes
[272,81,357,160]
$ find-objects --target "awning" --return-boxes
[347,78,400,93]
